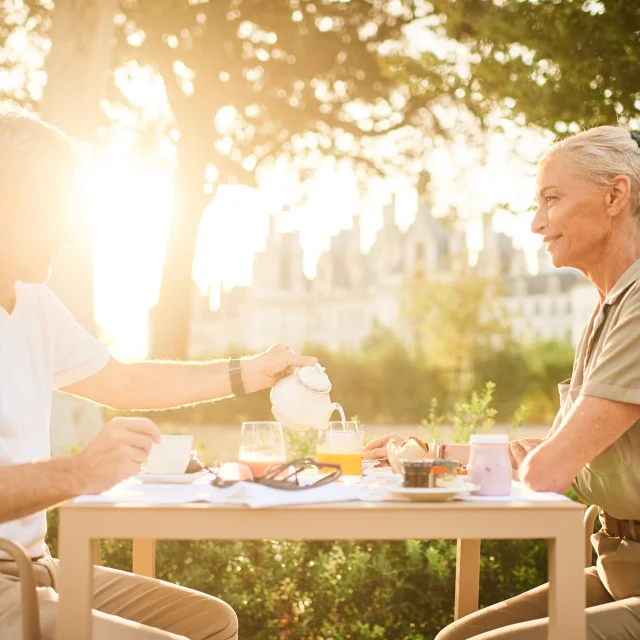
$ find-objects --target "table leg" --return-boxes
[455,538,481,620]
[91,539,101,566]
[56,511,94,640]
[548,516,586,640]
[133,538,156,578]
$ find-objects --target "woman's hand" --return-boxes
[509,439,542,470]
[361,432,404,463]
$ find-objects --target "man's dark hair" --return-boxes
[0,104,79,173]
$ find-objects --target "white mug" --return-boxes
[145,435,193,475]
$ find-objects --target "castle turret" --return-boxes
[383,195,396,228]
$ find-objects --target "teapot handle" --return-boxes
[288,346,326,377]
[286,346,301,371]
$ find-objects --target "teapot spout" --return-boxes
[316,402,346,427]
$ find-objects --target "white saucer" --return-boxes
[384,483,481,502]
[365,465,395,476]
[135,471,209,484]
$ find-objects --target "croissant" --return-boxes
[387,436,430,474]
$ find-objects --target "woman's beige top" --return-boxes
[560,259,640,520]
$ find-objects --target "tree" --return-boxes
[399,0,640,133]
[38,0,119,450]
[403,269,512,395]
[0,2,48,106]
[112,0,463,359]
[41,0,119,331]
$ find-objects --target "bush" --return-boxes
[110,330,573,428]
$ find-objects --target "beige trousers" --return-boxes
[0,554,238,640]
[436,531,640,640]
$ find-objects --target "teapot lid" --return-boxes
[293,364,332,394]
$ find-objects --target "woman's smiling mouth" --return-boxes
[544,235,563,250]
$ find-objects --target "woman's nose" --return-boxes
[531,205,547,235]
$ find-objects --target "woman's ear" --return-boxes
[606,175,632,217]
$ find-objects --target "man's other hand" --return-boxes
[72,417,161,495]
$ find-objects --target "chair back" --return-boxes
[0,539,42,640]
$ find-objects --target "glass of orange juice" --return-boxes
[316,421,362,483]
[239,422,286,478]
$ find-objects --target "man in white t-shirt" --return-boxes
[0,109,318,639]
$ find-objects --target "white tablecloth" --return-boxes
[72,477,570,509]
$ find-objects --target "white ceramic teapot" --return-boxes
[270,359,343,432]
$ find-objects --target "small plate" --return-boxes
[385,483,481,502]
[135,471,210,484]
[365,465,395,477]
[363,457,388,468]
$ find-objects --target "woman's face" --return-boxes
[532,153,611,270]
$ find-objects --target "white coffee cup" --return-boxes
[145,435,193,475]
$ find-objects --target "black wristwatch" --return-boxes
[229,359,245,396]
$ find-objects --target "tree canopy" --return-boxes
[399,0,640,133]
[115,0,445,183]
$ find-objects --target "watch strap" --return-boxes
[229,359,245,396]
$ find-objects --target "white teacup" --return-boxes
[145,435,193,475]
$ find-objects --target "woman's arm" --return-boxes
[361,412,560,468]
[520,394,640,493]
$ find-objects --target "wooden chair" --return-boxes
[0,539,42,640]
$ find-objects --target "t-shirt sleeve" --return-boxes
[581,286,640,405]
[40,287,111,390]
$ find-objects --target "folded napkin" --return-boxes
[72,478,366,509]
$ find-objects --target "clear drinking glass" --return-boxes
[316,421,362,483]
[238,422,286,478]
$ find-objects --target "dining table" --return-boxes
[55,477,586,640]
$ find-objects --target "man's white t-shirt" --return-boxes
[0,282,109,558]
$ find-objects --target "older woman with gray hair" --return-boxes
[366,125,640,639]
[442,126,640,639]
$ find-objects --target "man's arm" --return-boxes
[520,394,640,494]
[61,344,317,411]
[0,418,160,524]
[0,457,83,524]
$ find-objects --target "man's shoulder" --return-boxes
[16,282,58,306]
[15,283,67,322]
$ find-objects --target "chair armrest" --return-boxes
[0,539,42,640]
[584,505,599,568]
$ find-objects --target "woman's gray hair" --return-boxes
[541,125,640,220]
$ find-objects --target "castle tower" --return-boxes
[538,245,554,274]
[477,213,501,278]
[449,223,468,273]
[383,194,396,228]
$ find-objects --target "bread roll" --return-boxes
[387,436,430,474]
